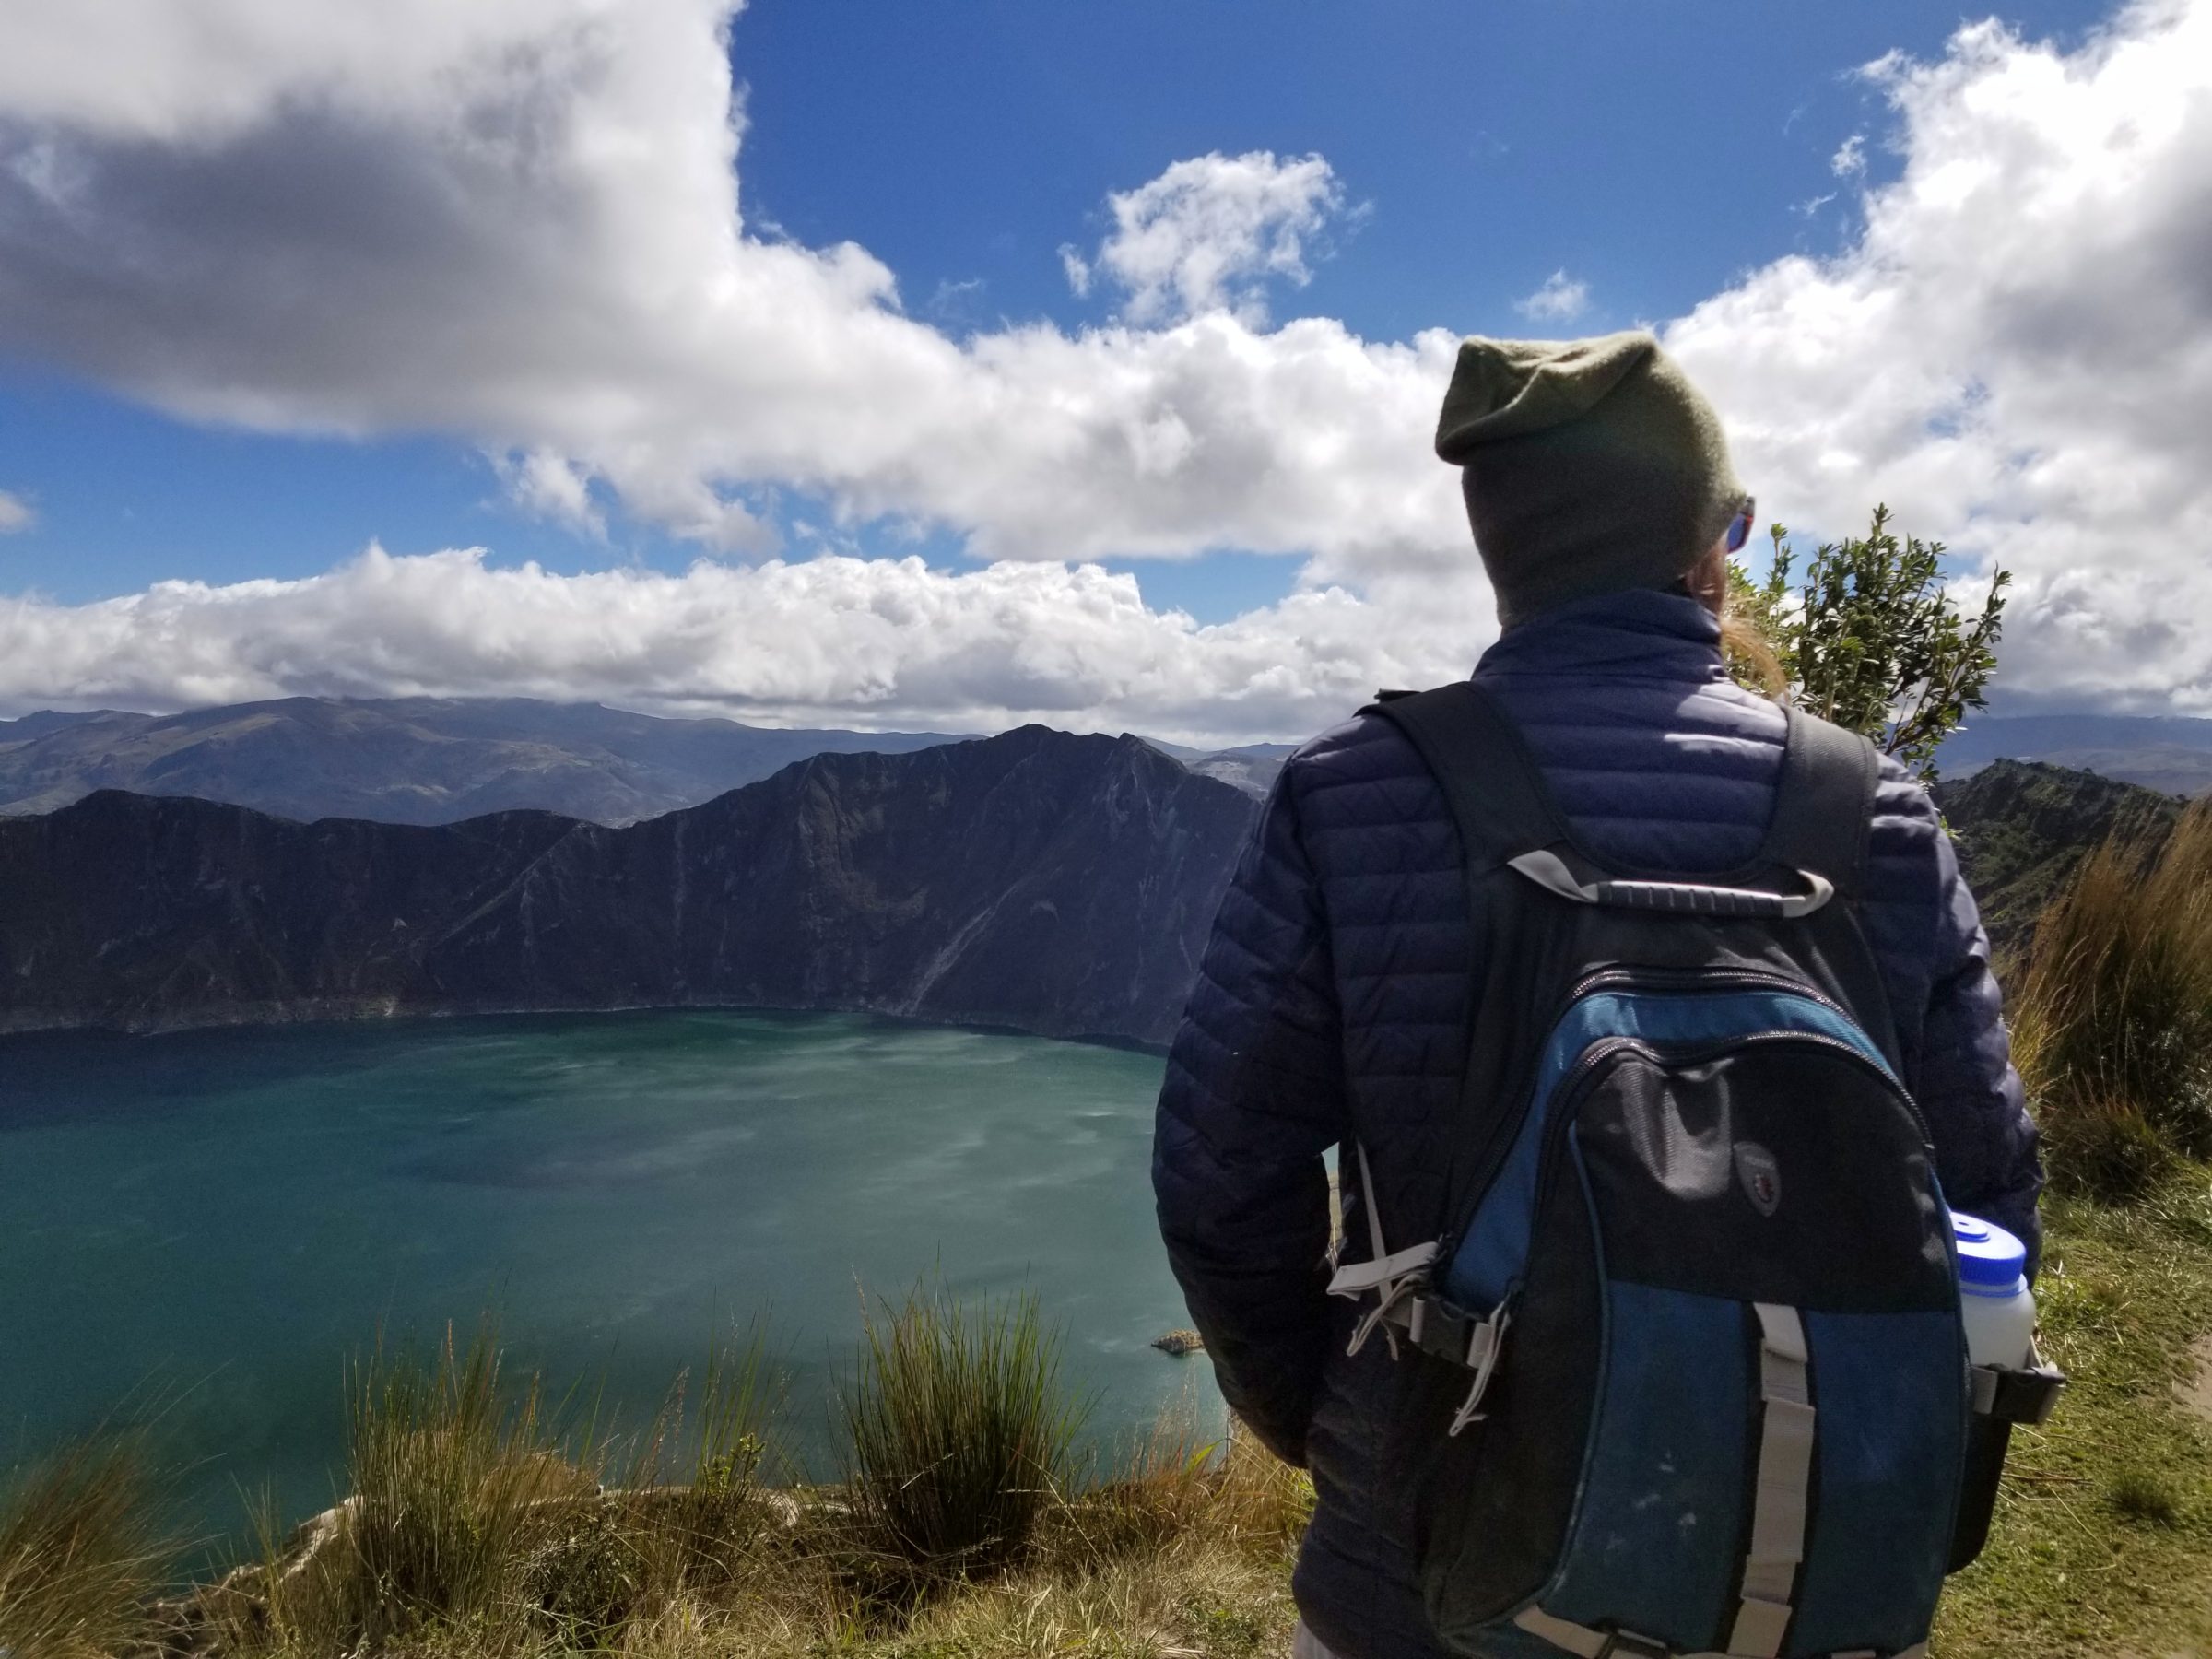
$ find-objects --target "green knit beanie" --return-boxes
[1435,331,1746,628]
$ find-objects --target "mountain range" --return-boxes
[6,696,2200,839]
[0,726,1255,1045]
[0,699,970,826]
[1937,713,2212,796]
[1138,739,1292,797]
[0,698,1289,825]
[0,694,2183,1047]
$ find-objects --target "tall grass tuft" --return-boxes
[226,1324,792,1654]
[2012,803,2212,1198]
[0,1429,173,1659]
[838,1285,1089,1585]
[312,1322,596,1641]
[621,1324,781,1594]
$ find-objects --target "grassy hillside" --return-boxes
[1936,1178,2212,1655]
[1938,759,2182,950]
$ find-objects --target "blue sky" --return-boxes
[0,0,2204,740]
[0,0,2102,613]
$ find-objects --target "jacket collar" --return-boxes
[1474,587,1727,684]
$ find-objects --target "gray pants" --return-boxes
[1291,1623,1338,1659]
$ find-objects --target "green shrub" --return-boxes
[2013,805,2212,1197]
[223,1322,792,1654]
[0,1428,173,1659]
[838,1286,1088,1585]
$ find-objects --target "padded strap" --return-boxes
[1367,681,1568,869]
[1380,685,1878,897]
[1729,1304,1815,1657]
[1761,709,1879,900]
[1514,1606,1671,1657]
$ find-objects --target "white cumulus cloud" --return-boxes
[0,544,1493,748]
[1666,0,2212,712]
[1514,270,1592,324]
[1070,149,1352,327]
[0,9,1445,578]
[0,489,32,533]
[0,0,2209,729]
[495,449,606,540]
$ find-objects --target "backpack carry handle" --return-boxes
[1508,849,1836,920]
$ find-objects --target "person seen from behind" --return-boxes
[1153,333,2043,1659]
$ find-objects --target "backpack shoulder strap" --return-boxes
[1762,707,1881,900]
[1364,681,1567,871]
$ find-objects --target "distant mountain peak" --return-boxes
[0,695,971,827]
[1938,713,2212,797]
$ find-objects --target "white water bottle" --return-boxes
[1951,1210,2034,1369]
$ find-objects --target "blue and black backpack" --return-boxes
[1326,683,2050,1659]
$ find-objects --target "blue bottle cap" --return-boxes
[1951,1210,2027,1293]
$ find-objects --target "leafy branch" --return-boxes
[1729,504,2009,783]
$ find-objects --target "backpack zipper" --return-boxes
[1561,968,1912,1109]
[1567,963,1853,1019]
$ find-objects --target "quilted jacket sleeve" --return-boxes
[1918,819,2045,1270]
[1868,764,2045,1271]
[1153,763,1345,1465]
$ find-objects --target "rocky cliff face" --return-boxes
[1936,758,2182,951]
[0,727,1258,1046]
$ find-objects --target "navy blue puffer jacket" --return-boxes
[1152,588,2041,1659]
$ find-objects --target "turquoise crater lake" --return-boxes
[0,1011,1221,1547]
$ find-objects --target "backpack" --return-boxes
[1324,682,2031,1659]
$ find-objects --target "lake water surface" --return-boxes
[0,1011,1218,1548]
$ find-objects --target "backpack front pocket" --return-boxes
[1475,1038,1968,1658]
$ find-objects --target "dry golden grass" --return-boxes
[166,1315,1306,1659]
[2012,804,2212,1198]
[0,1427,175,1659]
[207,1322,781,1659]
[193,1428,1303,1659]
